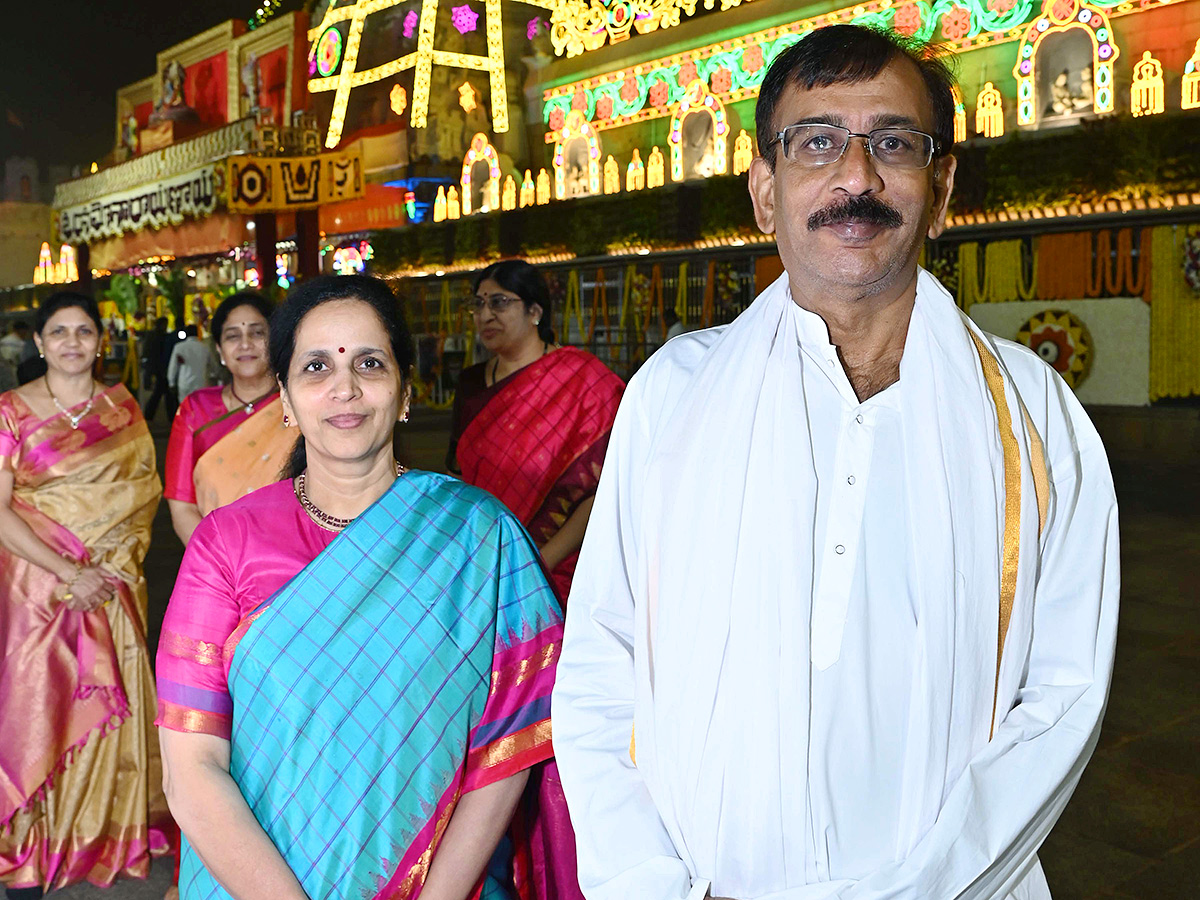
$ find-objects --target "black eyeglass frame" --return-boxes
[465,293,522,314]
[772,123,942,170]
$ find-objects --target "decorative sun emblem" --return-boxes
[459,81,478,113]
[390,84,408,116]
[451,3,479,33]
[1017,310,1094,388]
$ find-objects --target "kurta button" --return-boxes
[847,475,856,485]
[855,414,864,424]
[835,544,846,555]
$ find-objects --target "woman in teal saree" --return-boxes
[156,276,563,900]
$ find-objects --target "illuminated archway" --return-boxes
[551,110,601,199]
[668,80,728,182]
[460,132,501,214]
[1013,0,1119,125]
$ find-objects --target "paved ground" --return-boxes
[49,408,1198,899]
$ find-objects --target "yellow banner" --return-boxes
[227,150,364,213]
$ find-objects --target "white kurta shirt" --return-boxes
[167,338,214,400]
[792,304,915,881]
[553,273,1119,900]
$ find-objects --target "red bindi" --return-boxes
[338,347,345,353]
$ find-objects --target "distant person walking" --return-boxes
[0,321,29,391]
[141,317,177,423]
[167,325,214,403]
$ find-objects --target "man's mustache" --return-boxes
[807,195,904,231]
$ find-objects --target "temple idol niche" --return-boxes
[241,52,263,119]
[470,158,493,213]
[681,111,718,179]
[1037,29,1096,124]
[563,136,593,198]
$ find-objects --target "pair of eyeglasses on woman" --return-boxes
[465,294,521,314]
[774,123,940,169]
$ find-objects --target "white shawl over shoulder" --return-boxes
[553,270,1119,900]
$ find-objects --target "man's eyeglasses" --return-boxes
[466,293,520,314]
[774,123,939,170]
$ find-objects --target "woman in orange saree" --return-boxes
[164,293,293,546]
[0,293,171,900]
[448,261,624,900]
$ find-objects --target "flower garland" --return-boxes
[1184,227,1200,295]
[1149,225,1200,400]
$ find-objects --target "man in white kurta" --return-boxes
[552,25,1118,900]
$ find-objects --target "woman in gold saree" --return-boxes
[164,292,293,546]
[0,292,171,900]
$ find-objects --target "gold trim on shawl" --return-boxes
[968,331,1025,740]
[1021,405,1050,535]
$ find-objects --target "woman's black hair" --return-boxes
[212,291,275,343]
[271,275,414,479]
[473,259,555,343]
[755,24,958,172]
[34,291,102,335]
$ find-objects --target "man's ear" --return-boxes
[927,154,957,240]
[748,156,778,236]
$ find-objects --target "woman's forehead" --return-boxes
[295,299,390,346]
[45,307,94,328]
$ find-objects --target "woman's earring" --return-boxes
[401,410,409,423]
[219,357,226,367]
[283,414,290,427]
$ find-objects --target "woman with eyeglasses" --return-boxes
[446,259,624,900]
[156,275,563,900]
[163,292,294,546]
[0,292,171,900]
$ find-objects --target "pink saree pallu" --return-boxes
[0,385,171,891]
[455,347,624,900]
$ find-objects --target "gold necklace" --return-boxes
[47,379,96,430]
[296,461,407,531]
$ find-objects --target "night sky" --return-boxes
[1,1,301,172]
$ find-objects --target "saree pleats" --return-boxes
[0,386,170,890]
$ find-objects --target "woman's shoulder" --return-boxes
[216,477,296,517]
[199,478,296,535]
[456,361,488,391]
[180,385,226,416]
[0,388,28,437]
[398,470,521,532]
[552,346,622,382]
